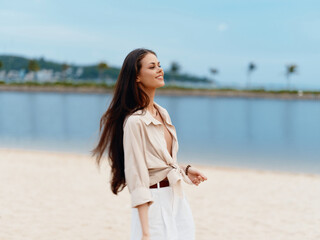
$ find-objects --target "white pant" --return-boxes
[130,185,195,240]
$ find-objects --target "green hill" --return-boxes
[0,55,210,83]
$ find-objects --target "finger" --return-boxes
[200,174,207,181]
[198,175,205,182]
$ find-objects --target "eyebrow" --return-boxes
[148,62,161,65]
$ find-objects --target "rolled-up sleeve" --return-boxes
[123,117,154,208]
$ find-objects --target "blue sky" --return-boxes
[1,0,319,89]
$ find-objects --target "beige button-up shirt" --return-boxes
[123,101,193,208]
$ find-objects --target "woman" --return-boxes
[92,48,207,240]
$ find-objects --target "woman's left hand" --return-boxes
[187,167,208,186]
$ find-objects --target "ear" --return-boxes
[136,76,141,83]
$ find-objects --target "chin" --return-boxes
[158,81,165,88]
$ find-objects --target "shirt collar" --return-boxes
[133,101,173,126]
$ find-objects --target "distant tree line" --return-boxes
[0,55,298,89]
[209,62,298,90]
[0,55,210,84]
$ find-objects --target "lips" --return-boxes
[156,75,164,80]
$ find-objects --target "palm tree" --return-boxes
[97,62,109,83]
[169,62,180,82]
[247,62,256,89]
[28,59,40,82]
[285,64,297,90]
[61,63,70,82]
[209,68,218,84]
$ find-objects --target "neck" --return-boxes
[141,86,156,113]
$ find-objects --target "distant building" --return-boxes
[6,70,20,82]
[75,67,83,78]
[0,70,6,81]
[24,72,36,81]
[19,69,26,81]
[36,69,54,82]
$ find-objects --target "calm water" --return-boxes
[1,91,319,174]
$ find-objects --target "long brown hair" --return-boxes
[91,48,156,195]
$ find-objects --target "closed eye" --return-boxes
[150,64,161,69]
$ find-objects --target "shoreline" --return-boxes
[1,147,319,178]
[1,84,320,100]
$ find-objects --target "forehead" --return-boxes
[141,53,159,65]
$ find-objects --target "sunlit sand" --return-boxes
[0,148,319,240]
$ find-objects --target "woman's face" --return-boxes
[136,53,165,89]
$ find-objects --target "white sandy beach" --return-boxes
[0,148,319,240]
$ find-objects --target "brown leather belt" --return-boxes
[150,177,170,189]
